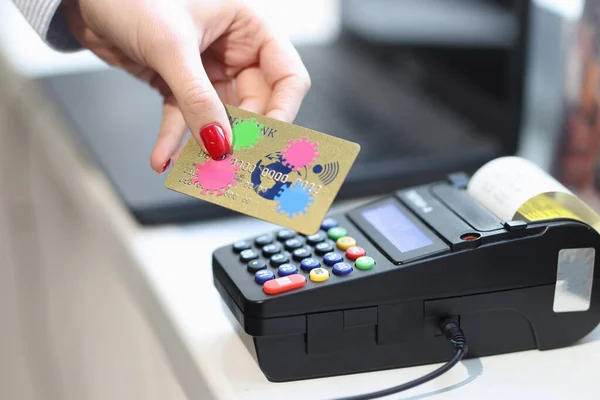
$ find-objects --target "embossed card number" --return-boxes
[165,105,361,235]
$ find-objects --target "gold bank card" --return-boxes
[165,105,361,235]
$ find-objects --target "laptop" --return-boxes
[36,0,530,225]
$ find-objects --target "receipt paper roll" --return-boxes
[467,156,600,233]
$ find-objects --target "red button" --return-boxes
[346,246,366,260]
[263,274,306,295]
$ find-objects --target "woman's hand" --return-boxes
[59,0,310,173]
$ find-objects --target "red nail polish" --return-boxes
[159,159,171,174]
[200,123,230,159]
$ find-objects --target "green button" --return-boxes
[327,227,347,240]
[355,256,375,270]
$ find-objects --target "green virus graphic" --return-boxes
[232,118,265,151]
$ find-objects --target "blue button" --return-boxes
[300,258,321,272]
[278,263,298,277]
[321,218,338,231]
[323,252,343,266]
[333,262,353,276]
[255,269,274,284]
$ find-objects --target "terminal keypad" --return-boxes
[231,218,376,295]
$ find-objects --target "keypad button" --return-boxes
[255,269,275,284]
[232,240,250,253]
[306,231,327,246]
[292,247,311,261]
[333,262,353,276]
[276,229,296,242]
[336,236,357,250]
[240,249,258,262]
[263,274,306,295]
[355,256,376,270]
[310,267,330,282]
[247,259,267,273]
[314,241,334,256]
[323,252,343,266]
[278,263,298,277]
[270,253,289,268]
[327,227,348,241]
[321,218,339,231]
[300,257,321,272]
[346,246,366,260]
[254,234,273,247]
[262,243,282,257]
[284,238,304,251]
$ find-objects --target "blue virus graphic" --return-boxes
[274,184,314,218]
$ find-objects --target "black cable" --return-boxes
[331,318,468,400]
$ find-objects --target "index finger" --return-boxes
[258,33,311,123]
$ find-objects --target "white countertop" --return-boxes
[129,209,600,400]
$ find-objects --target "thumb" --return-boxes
[144,30,232,160]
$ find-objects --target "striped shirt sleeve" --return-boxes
[12,0,81,51]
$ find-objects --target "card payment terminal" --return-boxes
[212,168,600,383]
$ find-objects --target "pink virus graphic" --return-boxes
[191,155,240,195]
[281,136,320,172]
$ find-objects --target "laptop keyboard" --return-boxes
[293,43,490,163]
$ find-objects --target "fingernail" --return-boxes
[200,123,230,159]
[159,158,171,174]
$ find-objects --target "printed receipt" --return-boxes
[466,156,600,232]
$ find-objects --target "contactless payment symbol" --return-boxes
[191,155,240,196]
[313,161,339,186]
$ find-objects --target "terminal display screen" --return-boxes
[361,203,433,253]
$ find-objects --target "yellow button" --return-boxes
[336,236,356,250]
[309,267,330,282]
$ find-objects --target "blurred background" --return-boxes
[1,0,599,399]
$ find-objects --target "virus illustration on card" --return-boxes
[274,184,315,218]
[281,136,320,172]
[191,155,240,195]
[232,117,265,151]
